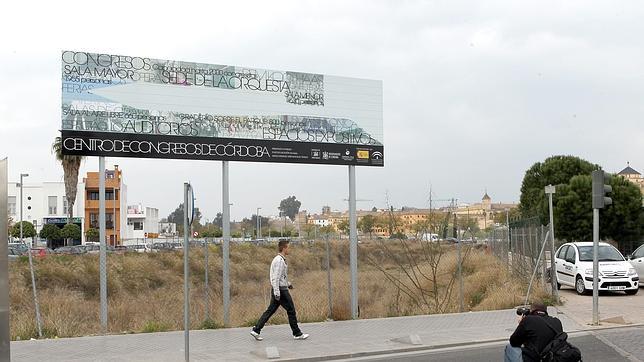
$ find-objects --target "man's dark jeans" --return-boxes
[253,287,302,336]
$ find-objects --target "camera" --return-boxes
[516,306,531,316]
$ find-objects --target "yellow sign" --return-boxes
[357,150,369,159]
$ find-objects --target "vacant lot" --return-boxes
[8,240,550,340]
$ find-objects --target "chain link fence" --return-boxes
[8,224,561,341]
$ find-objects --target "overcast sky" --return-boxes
[1,1,643,221]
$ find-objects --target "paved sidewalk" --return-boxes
[557,287,644,327]
[11,308,581,361]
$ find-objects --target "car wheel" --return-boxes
[625,288,639,295]
[575,276,587,295]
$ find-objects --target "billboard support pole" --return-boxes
[1,158,11,360]
[183,183,190,362]
[222,161,231,327]
[348,165,358,319]
[99,156,108,334]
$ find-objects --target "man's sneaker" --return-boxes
[250,330,263,341]
[293,333,309,340]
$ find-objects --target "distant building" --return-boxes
[159,222,177,236]
[454,192,517,230]
[125,204,159,239]
[617,163,644,205]
[83,165,127,246]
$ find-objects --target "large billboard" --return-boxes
[60,51,384,166]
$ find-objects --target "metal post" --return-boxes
[325,234,333,320]
[20,173,43,336]
[506,210,510,271]
[545,185,558,302]
[222,161,231,327]
[348,166,358,319]
[456,218,464,313]
[1,158,12,360]
[99,157,108,333]
[183,183,190,362]
[204,237,209,321]
[592,208,599,325]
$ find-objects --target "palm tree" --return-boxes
[52,137,84,244]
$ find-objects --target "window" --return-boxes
[88,191,99,200]
[133,222,143,230]
[106,213,114,229]
[90,213,98,228]
[106,191,114,200]
[578,245,624,262]
[48,196,57,215]
[63,198,69,215]
[8,196,16,215]
[634,246,644,259]
[557,246,568,259]
[565,246,576,263]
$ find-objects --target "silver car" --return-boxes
[629,244,644,287]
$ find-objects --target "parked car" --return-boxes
[7,247,22,260]
[126,244,149,253]
[554,242,639,295]
[8,243,29,255]
[628,244,644,287]
[54,246,86,255]
[30,247,53,257]
[79,243,101,254]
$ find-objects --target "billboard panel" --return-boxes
[61,51,383,166]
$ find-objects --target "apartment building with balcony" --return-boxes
[83,165,127,246]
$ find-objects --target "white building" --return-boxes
[125,204,159,240]
[7,181,85,245]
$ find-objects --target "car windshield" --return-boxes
[578,245,624,262]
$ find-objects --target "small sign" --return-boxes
[193,231,199,237]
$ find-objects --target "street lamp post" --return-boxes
[256,207,262,239]
[19,173,28,246]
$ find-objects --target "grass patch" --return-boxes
[141,321,171,333]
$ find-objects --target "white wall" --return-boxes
[8,181,83,238]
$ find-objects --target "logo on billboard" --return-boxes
[357,150,369,159]
[372,151,383,160]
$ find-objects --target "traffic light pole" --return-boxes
[591,170,612,326]
[592,208,599,325]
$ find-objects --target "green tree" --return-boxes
[166,203,202,234]
[549,174,643,243]
[11,221,34,238]
[520,155,598,217]
[358,214,376,239]
[85,228,99,242]
[11,221,36,238]
[52,137,84,225]
[278,196,301,221]
[602,175,643,242]
[40,223,62,241]
[61,223,81,240]
[337,219,349,236]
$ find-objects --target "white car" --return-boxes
[554,242,639,295]
[628,244,644,286]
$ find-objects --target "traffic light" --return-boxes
[592,170,612,209]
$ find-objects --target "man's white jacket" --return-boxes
[270,254,289,298]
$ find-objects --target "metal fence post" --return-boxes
[325,234,333,320]
[204,238,209,321]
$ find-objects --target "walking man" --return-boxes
[250,239,309,341]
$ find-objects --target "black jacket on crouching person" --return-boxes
[509,311,563,361]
